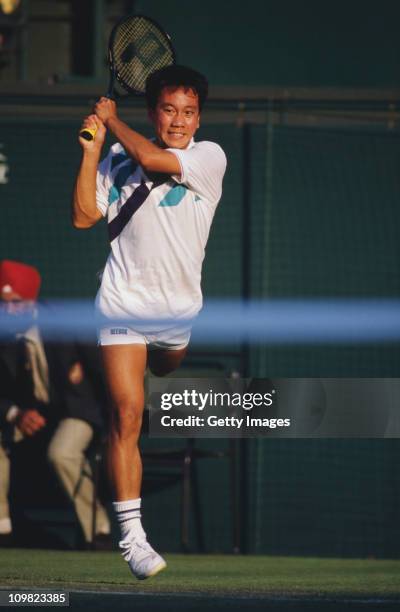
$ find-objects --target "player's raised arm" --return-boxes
[72,115,106,229]
[94,97,181,176]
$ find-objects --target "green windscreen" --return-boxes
[1,100,400,555]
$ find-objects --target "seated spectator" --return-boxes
[0,259,110,548]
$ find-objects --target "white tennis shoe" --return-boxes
[120,536,166,580]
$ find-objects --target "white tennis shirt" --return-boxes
[95,139,227,328]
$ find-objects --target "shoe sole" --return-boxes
[137,560,167,580]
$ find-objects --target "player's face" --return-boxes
[149,86,200,149]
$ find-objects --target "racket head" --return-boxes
[109,14,176,96]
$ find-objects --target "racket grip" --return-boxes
[79,126,98,141]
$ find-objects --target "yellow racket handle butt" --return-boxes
[79,126,98,141]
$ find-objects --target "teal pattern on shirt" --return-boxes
[111,151,129,171]
[108,160,137,205]
[159,184,188,207]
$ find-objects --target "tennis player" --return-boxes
[72,65,226,579]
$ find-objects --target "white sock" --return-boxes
[112,498,145,541]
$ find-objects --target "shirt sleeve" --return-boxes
[96,148,114,217]
[168,141,227,204]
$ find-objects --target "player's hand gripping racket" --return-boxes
[80,14,176,141]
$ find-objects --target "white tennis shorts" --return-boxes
[98,323,191,350]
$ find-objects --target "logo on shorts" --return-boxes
[110,328,128,335]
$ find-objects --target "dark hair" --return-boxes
[145,65,208,112]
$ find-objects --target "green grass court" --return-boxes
[0,549,399,611]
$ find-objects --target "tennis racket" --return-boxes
[80,14,176,141]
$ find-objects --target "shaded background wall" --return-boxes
[3,0,400,88]
[1,0,400,557]
[132,0,400,89]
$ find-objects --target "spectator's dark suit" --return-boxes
[0,339,105,431]
[0,330,110,545]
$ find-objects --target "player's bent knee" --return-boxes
[148,348,187,377]
[148,364,173,377]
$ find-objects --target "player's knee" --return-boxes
[148,348,186,377]
[110,398,143,439]
[148,364,172,377]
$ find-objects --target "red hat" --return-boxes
[0,260,41,300]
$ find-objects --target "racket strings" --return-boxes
[112,16,174,93]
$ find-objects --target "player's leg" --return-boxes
[101,343,147,500]
[101,342,166,579]
[147,346,187,377]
